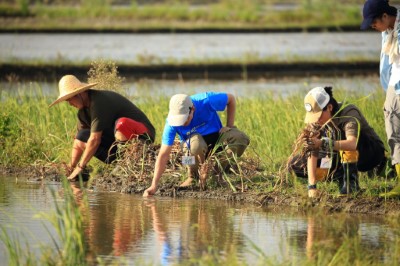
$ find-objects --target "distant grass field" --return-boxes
[0,0,378,31]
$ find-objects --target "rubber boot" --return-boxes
[379,164,400,198]
[340,163,360,195]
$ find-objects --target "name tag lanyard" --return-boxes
[178,128,196,165]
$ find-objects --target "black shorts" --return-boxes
[75,129,118,164]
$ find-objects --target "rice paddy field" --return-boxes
[0,76,387,169]
[1,77,400,265]
[0,74,393,193]
[1,1,400,264]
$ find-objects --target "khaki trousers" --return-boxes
[384,86,400,165]
[182,128,250,178]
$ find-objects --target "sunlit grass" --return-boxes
[0,0,366,31]
[0,79,391,194]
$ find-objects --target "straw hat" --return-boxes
[49,75,98,107]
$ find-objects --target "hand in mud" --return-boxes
[143,186,157,197]
[67,166,82,181]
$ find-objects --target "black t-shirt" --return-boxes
[77,90,155,141]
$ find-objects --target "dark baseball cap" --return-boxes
[360,0,391,30]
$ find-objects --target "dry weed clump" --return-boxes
[107,140,182,179]
[28,140,264,194]
[276,123,322,187]
[87,59,125,92]
[293,122,322,157]
[198,151,263,192]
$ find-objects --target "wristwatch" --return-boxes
[308,184,317,190]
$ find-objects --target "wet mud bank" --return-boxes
[82,177,400,216]
[1,61,379,81]
[2,166,399,216]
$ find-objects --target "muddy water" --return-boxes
[0,32,380,64]
[0,176,396,265]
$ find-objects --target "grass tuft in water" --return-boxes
[0,179,89,265]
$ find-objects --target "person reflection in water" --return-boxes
[304,214,360,260]
[146,200,173,265]
[145,199,244,265]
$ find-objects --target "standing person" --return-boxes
[143,92,250,197]
[288,87,386,198]
[50,75,155,181]
[361,0,400,197]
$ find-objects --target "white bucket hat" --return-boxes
[49,75,98,107]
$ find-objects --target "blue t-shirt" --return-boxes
[161,92,228,145]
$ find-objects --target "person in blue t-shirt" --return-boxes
[143,92,250,197]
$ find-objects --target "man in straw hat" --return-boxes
[360,0,400,198]
[288,86,386,198]
[50,74,155,181]
[143,92,250,197]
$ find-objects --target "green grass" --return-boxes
[0,79,389,175]
[0,0,371,31]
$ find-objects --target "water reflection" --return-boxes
[84,192,246,265]
[0,177,398,265]
[304,215,360,260]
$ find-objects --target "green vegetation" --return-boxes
[0,179,89,265]
[0,73,395,195]
[0,0,387,31]
[1,61,399,264]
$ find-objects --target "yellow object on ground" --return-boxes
[379,164,400,198]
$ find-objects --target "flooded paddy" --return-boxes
[0,176,397,265]
[1,31,398,265]
[0,32,380,64]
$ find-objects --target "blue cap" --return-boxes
[360,0,391,30]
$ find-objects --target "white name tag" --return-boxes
[320,157,332,169]
[182,155,196,165]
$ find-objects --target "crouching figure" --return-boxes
[288,87,386,198]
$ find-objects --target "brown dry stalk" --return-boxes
[276,123,322,188]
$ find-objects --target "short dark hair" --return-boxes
[322,86,339,115]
